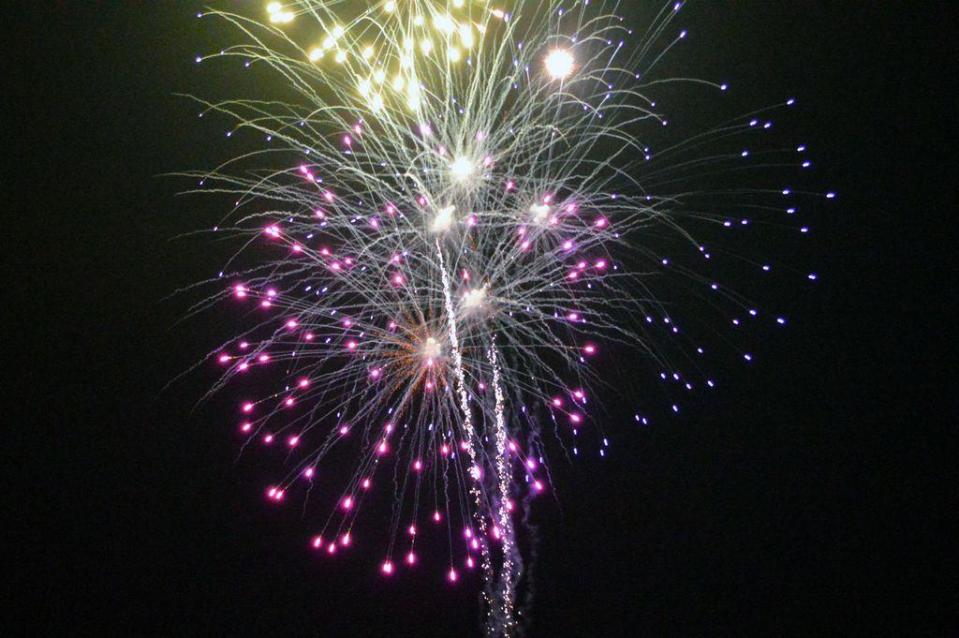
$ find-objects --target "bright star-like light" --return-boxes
[462,287,487,309]
[545,49,574,80]
[450,156,474,182]
[431,205,455,233]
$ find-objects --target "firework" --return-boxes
[182,1,831,635]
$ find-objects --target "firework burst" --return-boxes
[180,1,831,635]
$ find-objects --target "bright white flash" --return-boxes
[422,337,442,359]
[462,287,487,309]
[545,49,574,80]
[530,203,551,223]
[450,156,474,182]
[431,205,455,233]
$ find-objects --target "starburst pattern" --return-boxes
[181,1,831,634]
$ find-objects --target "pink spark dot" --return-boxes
[343,135,352,147]
[408,524,417,536]
[432,511,442,523]
[594,259,608,270]
[595,217,608,228]
[240,422,252,433]
[412,460,423,472]
[570,413,582,424]
[440,444,450,456]
[234,285,247,299]
[239,341,249,350]
[526,458,537,470]
[287,434,299,447]
[381,560,394,575]
[304,467,315,478]
[298,378,309,388]
[258,354,269,363]
[505,499,515,512]
[218,353,230,364]
[266,288,277,298]
[241,402,254,413]
[311,535,323,549]
[323,190,334,202]
[370,368,382,379]
[260,300,272,308]
[384,422,394,433]
[377,441,389,456]
[285,397,295,407]
[304,332,315,341]
[460,440,470,451]
[264,225,280,238]
[573,389,585,399]
[327,543,337,555]
[492,526,502,540]
[267,487,278,498]
[314,209,326,219]
[583,344,597,355]
[238,362,249,372]
[339,425,349,435]
[406,551,417,565]
[361,478,371,490]
[448,568,458,583]
[263,433,274,444]
[552,397,563,407]
[425,380,434,390]
[533,480,545,493]
[291,244,302,253]
[466,556,475,569]
[562,240,574,251]
[464,528,473,539]
[471,538,480,550]
[342,497,354,511]
[285,319,298,329]
[508,441,518,452]
[340,533,351,546]
[505,180,516,191]
[346,340,358,351]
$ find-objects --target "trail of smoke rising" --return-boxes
[435,239,496,613]
[487,342,518,635]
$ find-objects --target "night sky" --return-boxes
[8,2,954,636]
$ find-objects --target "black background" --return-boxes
[7,2,955,636]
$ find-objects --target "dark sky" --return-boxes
[8,2,955,636]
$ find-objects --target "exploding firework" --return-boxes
[180,1,831,635]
